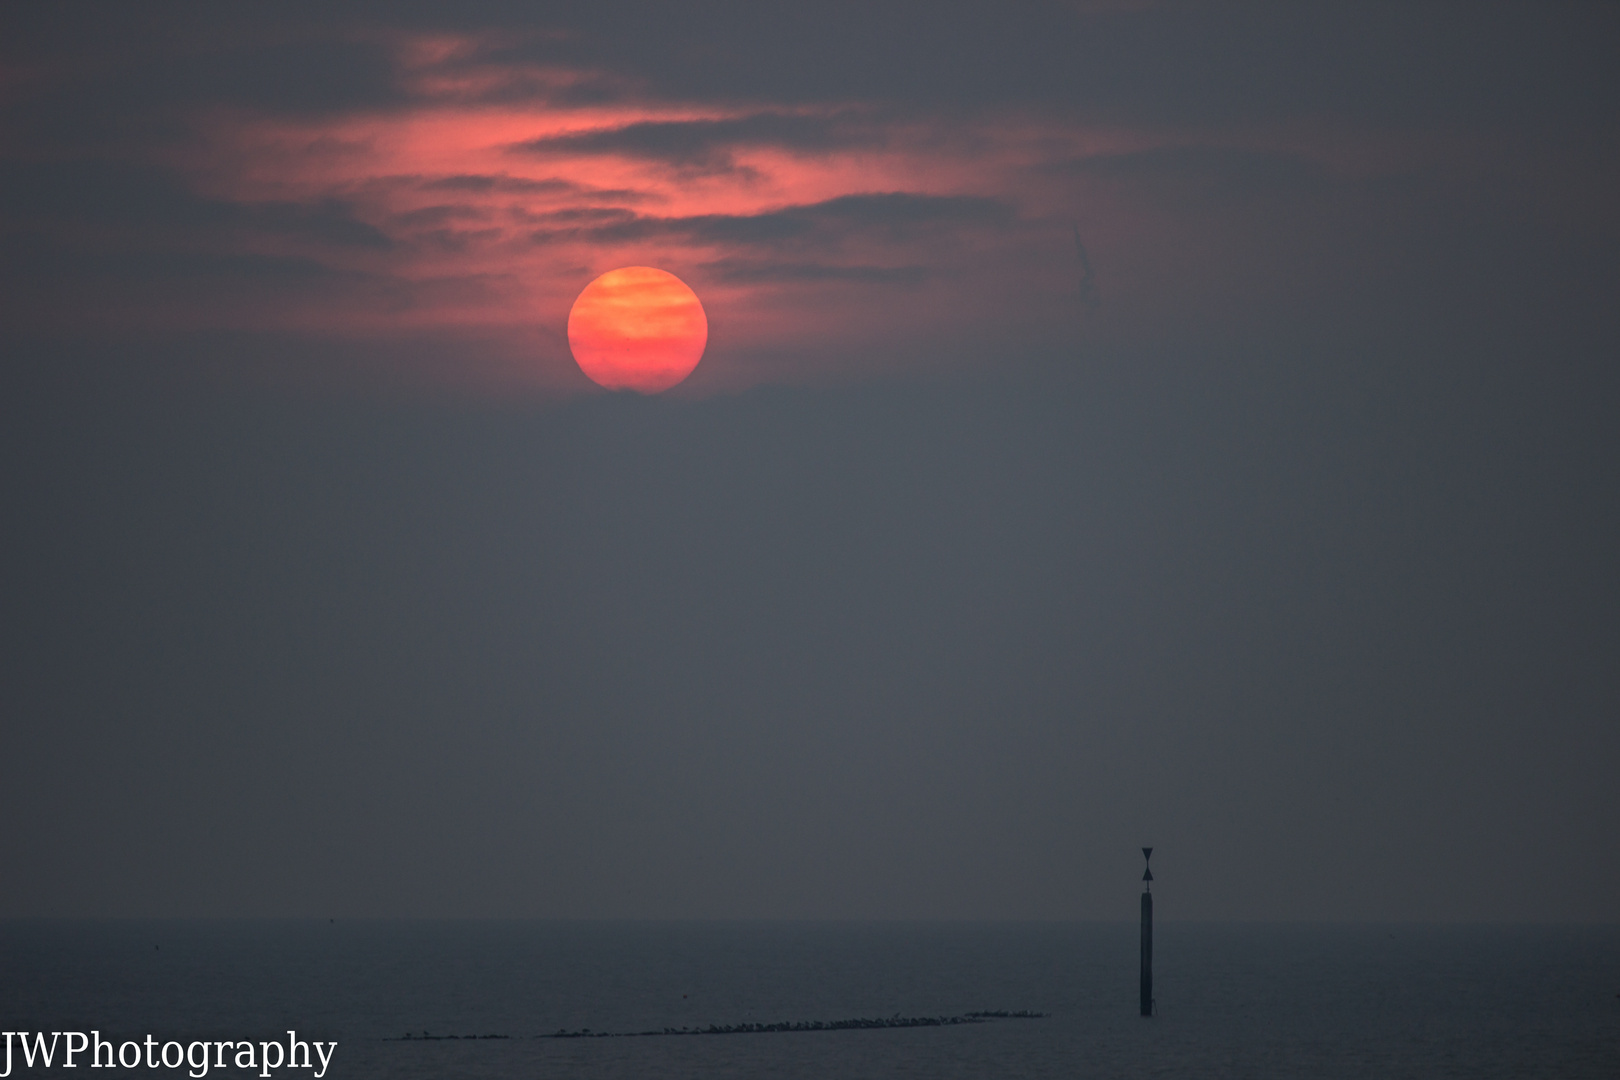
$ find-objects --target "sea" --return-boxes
[2,921,1616,1078]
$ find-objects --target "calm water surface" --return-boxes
[3,922,1616,1078]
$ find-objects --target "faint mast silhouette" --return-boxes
[1140,847,1154,1017]
[1071,223,1098,314]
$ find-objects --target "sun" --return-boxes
[567,267,708,393]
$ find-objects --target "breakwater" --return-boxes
[391,1010,1045,1041]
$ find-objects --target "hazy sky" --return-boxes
[2,1,1617,921]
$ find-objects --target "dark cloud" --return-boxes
[139,250,349,283]
[0,235,348,288]
[423,67,631,109]
[418,175,656,206]
[700,258,929,285]
[393,204,494,227]
[407,227,506,254]
[253,200,395,249]
[0,235,381,334]
[510,111,881,171]
[530,192,1015,250]
[670,191,1014,247]
[533,207,640,226]
[766,192,1014,230]
[0,158,402,331]
[0,160,393,249]
[421,175,582,194]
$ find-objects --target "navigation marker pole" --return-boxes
[1140,847,1154,1017]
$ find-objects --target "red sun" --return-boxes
[567,267,708,393]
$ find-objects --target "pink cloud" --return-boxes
[14,29,1485,395]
